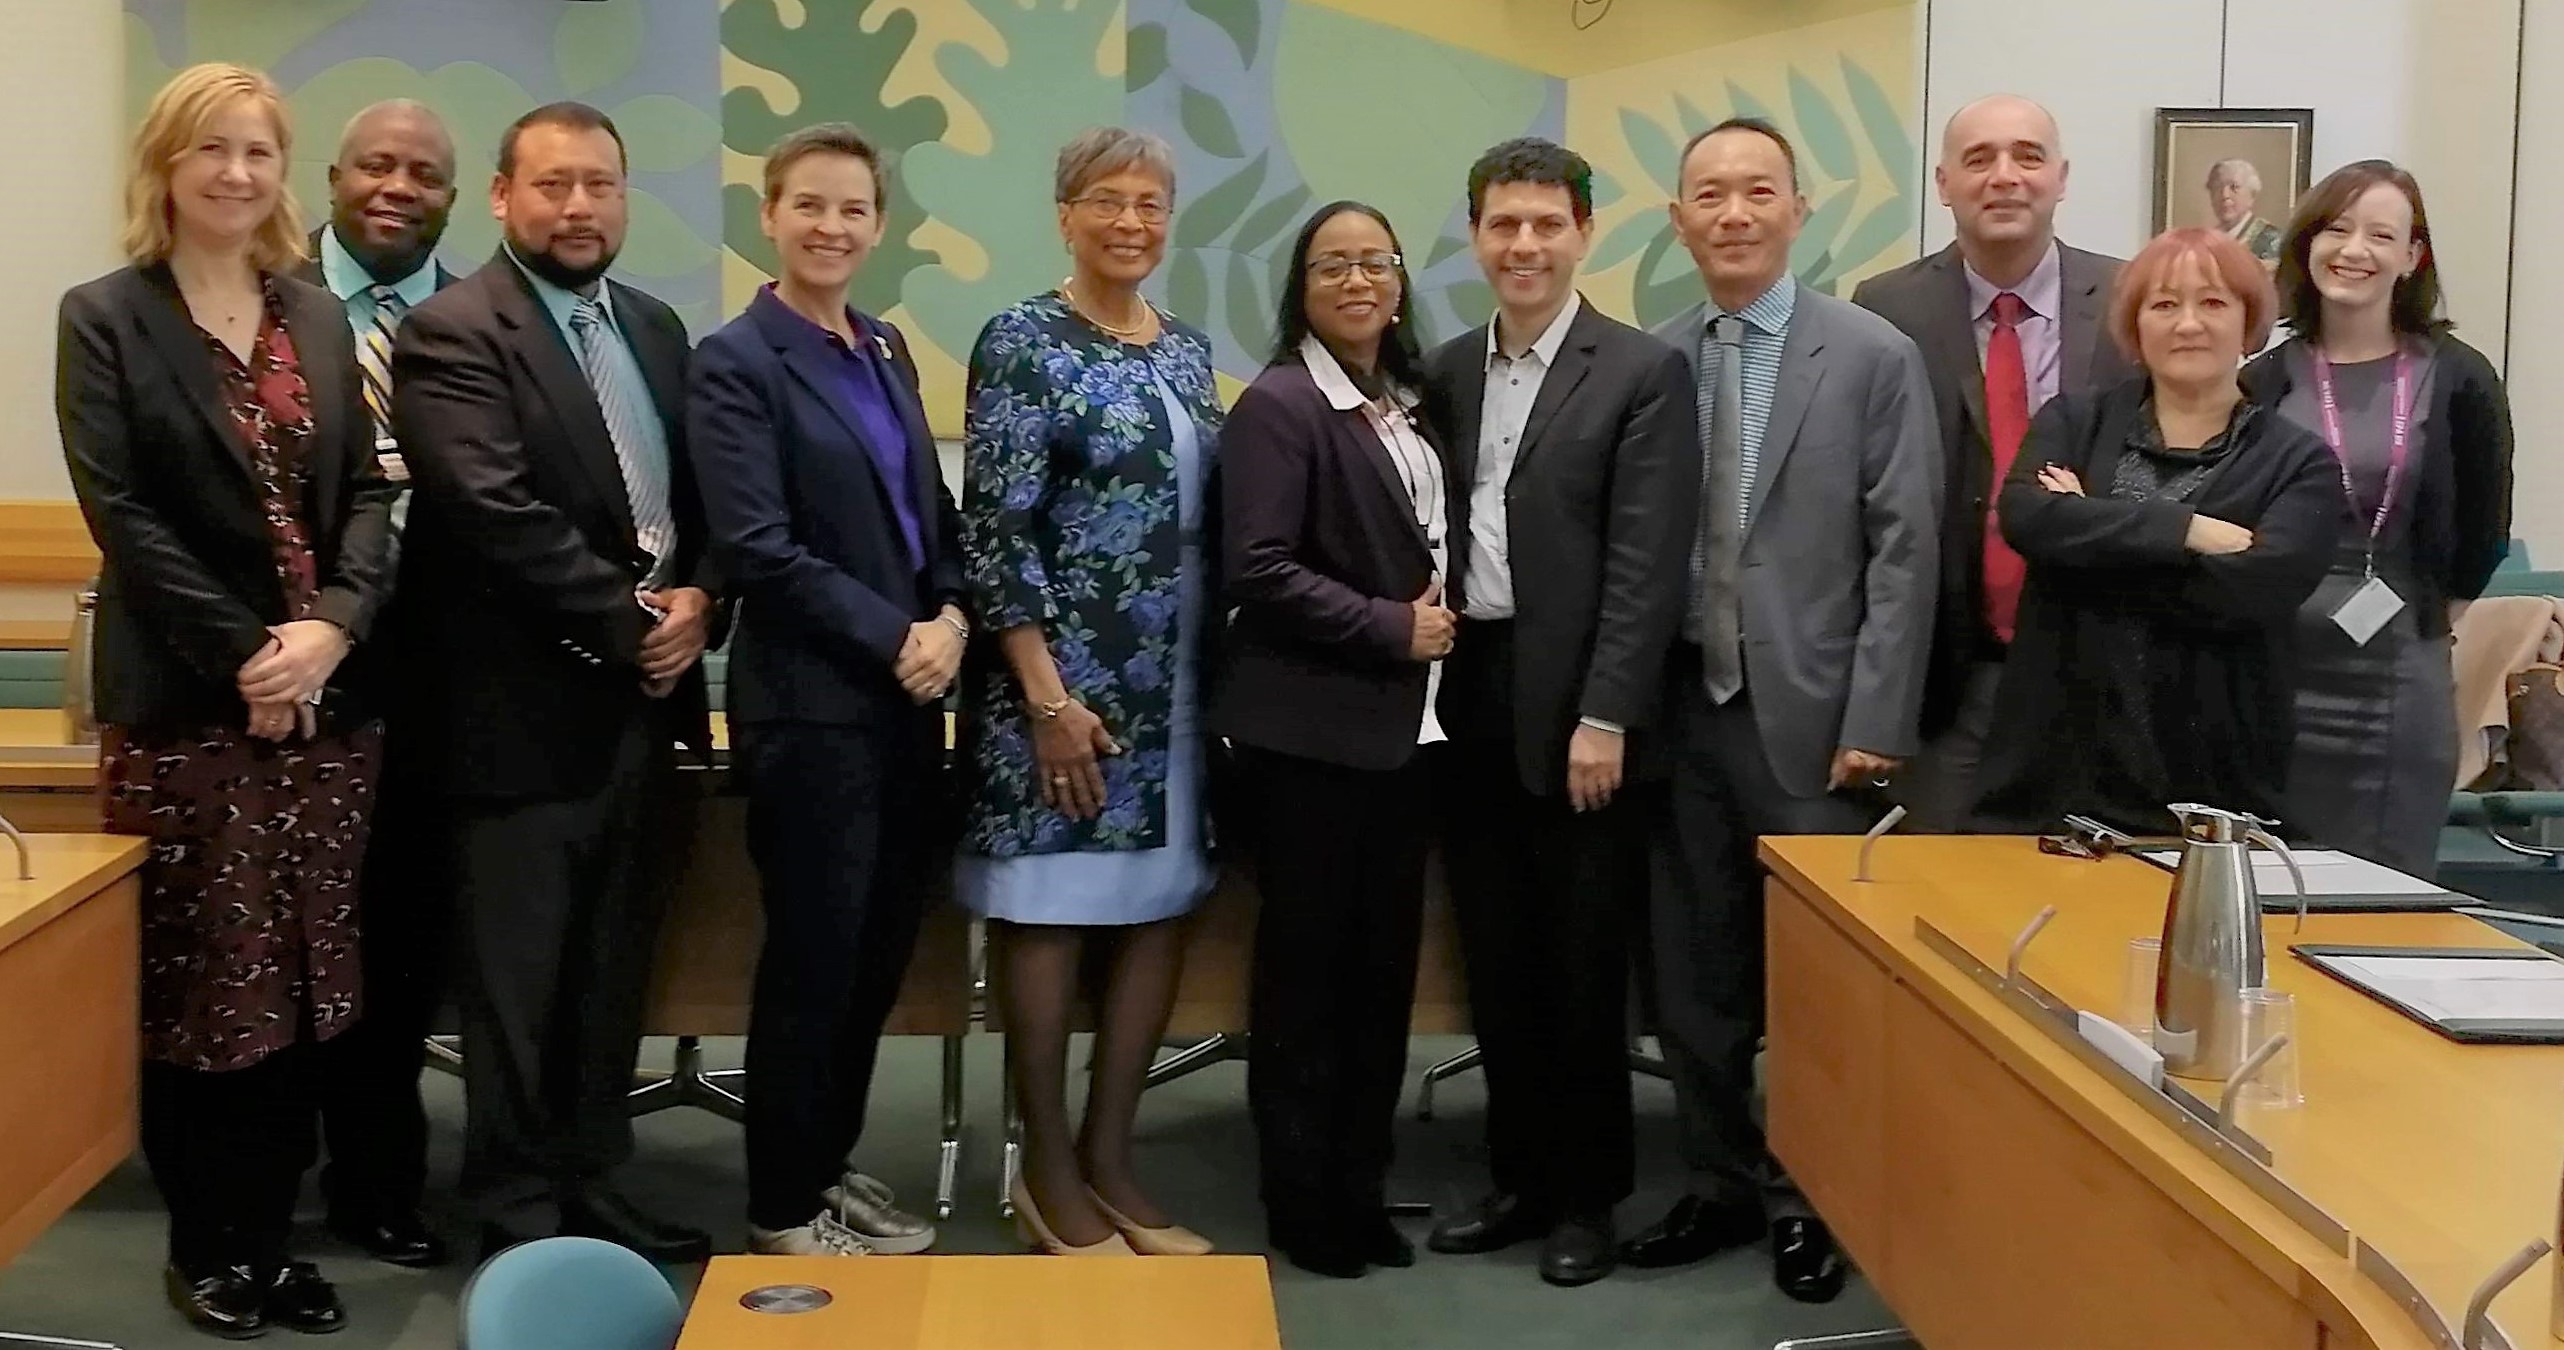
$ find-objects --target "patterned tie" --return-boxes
[567,297,674,586]
[359,286,405,473]
[1982,292,2032,643]
[1691,314,1747,703]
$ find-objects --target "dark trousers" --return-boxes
[1648,653,1867,1214]
[1437,620,1646,1217]
[1241,744,1431,1237]
[141,1042,321,1272]
[449,718,685,1233]
[738,715,937,1231]
[319,752,447,1221]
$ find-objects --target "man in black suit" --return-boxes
[1851,94,2132,830]
[293,96,461,1271]
[390,101,718,1262]
[1420,138,1697,1288]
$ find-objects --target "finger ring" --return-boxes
[1050,774,1071,785]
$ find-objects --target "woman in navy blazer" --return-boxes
[688,125,967,1258]
[1214,201,1453,1277]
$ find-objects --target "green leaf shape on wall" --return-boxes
[900,0,1123,364]
[181,0,368,74]
[1179,85,1247,160]
[556,1,645,98]
[1839,56,1917,203]
[1166,249,1212,329]
[1174,152,1269,248]
[1273,2,1551,275]
[1619,107,1681,196]
[1791,182,1860,274]
[1225,251,1275,358]
[1231,184,1314,256]
[1725,79,1778,128]
[617,188,721,278]
[1823,195,1911,287]
[1786,68,1859,183]
[1424,232,1470,270]
[1186,0,1263,68]
[611,94,721,175]
[1129,22,1171,92]
[1590,209,1668,276]
[722,0,948,318]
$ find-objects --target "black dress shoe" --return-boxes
[1538,1213,1618,1288]
[560,1189,712,1265]
[1619,1194,1765,1270]
[327,1210,449,1268]
[1772,1216,1849,1304]
[1426,1192,1550,1256]
[1355,1215,1416,1269]
[164,1263,266,1340]
[263,1262,348,1335]
[1275,1234,1370,1279]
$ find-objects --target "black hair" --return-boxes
[497,101,627,179]
[1465,137,1594,225]
[1271,200,1425,395]
[1679,116,1800,193]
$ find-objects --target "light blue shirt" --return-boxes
[1698,275,1797,530]
[317,224,439,327]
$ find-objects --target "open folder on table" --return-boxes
[2128,847,2467,912]
[2291,944,2564,1043]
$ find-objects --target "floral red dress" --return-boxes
[99,281,380,1073]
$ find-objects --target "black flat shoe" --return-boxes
[1425,1192,1550,1256]
[1772,1216,1849,1304]
[1538,1213,1617,1288]
[1275,1235,1369,1279]
[326,1210,449,1269]
[164,1263,265,1340]
[263,1262,347,1335]
[560,1189,712,1265]
[1620,1194,1765,1270]
[1355,1215,1416,1269]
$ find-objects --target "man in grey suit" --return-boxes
[1851,95,2131,830]
[1618,118,1939,1303]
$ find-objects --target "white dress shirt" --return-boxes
[1302,336,1447,744]
[1465,292,1581,622]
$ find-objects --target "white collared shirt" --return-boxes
[1302,336,1447,745]
[1466,292,1581,620]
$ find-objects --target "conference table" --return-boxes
[673,1254,1281,1349]
[1764,833,2564,1350]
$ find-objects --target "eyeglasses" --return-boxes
[1066,194,1171,225]
[1307,251,1403,285]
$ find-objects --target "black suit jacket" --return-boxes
[1423,300,1698,795]
[1852,242,2133,734]
[56,264,396,732]
[389,249,715,798]
[688,287,965,726]
[1214,358,1445,771]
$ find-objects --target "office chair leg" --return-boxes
[936,1033,964,1221]
[0,1334,125,1349]
[1772,1331,1916,1349]
[423,1034,462,1078]
[1416,1042,1482,1121]
[627,1035,747,1122]
[1142,1033,1247,1089]
[998,1047,1021,1220]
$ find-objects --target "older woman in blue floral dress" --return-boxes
[958,127,1224,1257]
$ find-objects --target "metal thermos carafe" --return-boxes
[2153,803,2306,1079]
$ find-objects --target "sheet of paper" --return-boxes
[2322,954,2564,1023]
[2133,848,2447,896]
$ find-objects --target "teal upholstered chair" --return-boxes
[455,1237,681,1350]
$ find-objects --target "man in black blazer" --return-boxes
[1850,94,2132,830]
[292,96,462,1271]
[1420,139,1697,1288]
[390,102,718,1262]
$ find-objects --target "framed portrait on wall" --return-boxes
[2151,108,2315,270]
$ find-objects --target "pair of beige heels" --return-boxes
[1010,1178,1212,1257]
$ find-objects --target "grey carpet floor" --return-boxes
[0,1035,1893,1349]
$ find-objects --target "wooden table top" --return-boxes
[1761,834,2564,1350]
[0,708,89,790]
[674,1255,1283,1350]
[0,832,146,954]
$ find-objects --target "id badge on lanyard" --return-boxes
[2313,349,2414,646]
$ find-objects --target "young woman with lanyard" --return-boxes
[2245,160,2516,875]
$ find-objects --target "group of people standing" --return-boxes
[60,58,2509,1342]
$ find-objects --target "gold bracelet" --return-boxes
[1029,696,1073,721]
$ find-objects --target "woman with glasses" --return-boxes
[958,126,1224,1256]
[1215,201,1447,1278]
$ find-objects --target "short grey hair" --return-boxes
[2206,157,2261,193]
[1054,127,1176,204]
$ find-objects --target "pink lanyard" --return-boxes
[2310,347,2414,578]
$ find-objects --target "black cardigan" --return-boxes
[1971,378,2344,836]
[2241,334,2513,632]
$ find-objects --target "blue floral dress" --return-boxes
[955,293,1224,924]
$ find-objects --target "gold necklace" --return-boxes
[1060,277,1150,339]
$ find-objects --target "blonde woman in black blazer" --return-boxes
[1214,201,1451,1279]
[57,63,391,1339]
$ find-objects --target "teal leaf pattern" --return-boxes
[1166,248,1211,323]
[1827,196,1912,283]
[555,1,643,97]
[1787,67,1858,181]
[1179,84,1246,160]
[1226,251,1275,358]
[1793,183,1860,273]
[1619,107,1680,195]
[1725,79,1778,127]
[1128,21,1171,91]
[1840,56,1918,202]
[1172,150,1269,248]
[1231,183,1315,255]
[1590,210,1667,274]
[610,94,721,175]
[1186,0,1262,68]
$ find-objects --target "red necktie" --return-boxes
[1982,292,2031,643]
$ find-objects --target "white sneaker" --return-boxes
[749,1209,876,1257]
[821,1171,937,1254]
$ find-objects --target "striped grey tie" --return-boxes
[359,286,403,445]
[567,297,674,587]
[1691,314,1746,703]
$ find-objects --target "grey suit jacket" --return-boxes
[1851,242,2129,734]
[1652,281,1942,798]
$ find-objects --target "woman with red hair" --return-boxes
[1970,228,2343,835]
